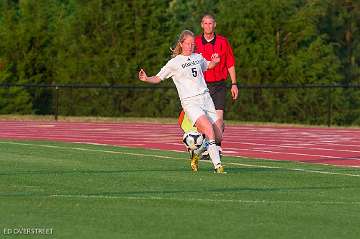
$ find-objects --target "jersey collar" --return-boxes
[202,33,216,45]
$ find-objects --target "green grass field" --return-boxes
[1,139,360,239]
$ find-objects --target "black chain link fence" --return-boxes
[1,83,360,127]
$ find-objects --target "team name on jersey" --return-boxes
[181,60,200,69]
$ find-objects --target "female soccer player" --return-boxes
[138,30,225,173]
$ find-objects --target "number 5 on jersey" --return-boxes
[191,68,197,77]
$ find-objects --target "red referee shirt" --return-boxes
[195,33,235,83]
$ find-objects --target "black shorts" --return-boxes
[207,81,226,110]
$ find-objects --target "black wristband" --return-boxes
[231,83,237,86]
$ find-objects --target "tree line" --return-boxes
[0,0,359,125]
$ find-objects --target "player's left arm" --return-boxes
[228,66,238,100]
[225,39,238,100]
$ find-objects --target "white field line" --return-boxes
[250,143,360,154]
[1,141,360,178]
[226,142,360,157]
[48,194,360,205]
[225,136,360,149]
[227,162,360,177]
[226,147,346,159]
[229,154,360,169]
[227,146,360,160]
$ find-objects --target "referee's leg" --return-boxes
[208,82,226,145]
[215,110,224,143]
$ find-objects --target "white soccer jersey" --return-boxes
[156,53,209,100]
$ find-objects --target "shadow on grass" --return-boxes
[0,184,354,198]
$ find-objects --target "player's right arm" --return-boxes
[138,69,161,84]
[207,53,220,69]
[200,53,220,71]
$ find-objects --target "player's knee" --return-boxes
[201,127,215,141]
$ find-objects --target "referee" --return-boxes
[195,13,238,150]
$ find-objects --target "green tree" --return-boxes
[0,0,358,125]
[318,0,360,124]
[217,0,342,124]
[0,1,33,114]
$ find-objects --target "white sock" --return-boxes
[194,138,208,155]
[207,140,221,168]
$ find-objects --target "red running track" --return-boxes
[0,120,360,168]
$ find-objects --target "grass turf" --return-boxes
[0,139,360,239]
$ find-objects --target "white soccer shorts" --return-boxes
[181,92,218,126]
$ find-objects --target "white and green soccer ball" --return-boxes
[182,131,204,150]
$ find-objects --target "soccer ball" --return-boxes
[182,131,204,150]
